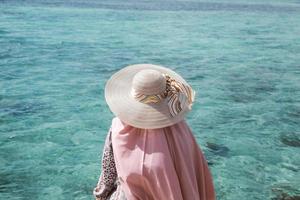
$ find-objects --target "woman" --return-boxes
[93,64,216,200]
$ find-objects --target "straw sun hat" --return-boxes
[105,64,196,129]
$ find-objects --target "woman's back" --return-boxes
[111,117,216,200]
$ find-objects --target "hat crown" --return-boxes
[132,69,166,95]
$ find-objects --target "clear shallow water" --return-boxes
[0,0,300,199]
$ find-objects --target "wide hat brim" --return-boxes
[105,64,194,129]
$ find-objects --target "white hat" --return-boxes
[104,64,195,129]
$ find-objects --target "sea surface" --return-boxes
[1,0,300,199]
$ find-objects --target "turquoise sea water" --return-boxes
[1,0,300,199]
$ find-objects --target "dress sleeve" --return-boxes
[93,127,118,200]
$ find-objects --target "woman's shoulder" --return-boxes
[111,116,124,127]
[110,116,129,132]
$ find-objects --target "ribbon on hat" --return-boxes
[132,73,195,117]
[163,74,195,117]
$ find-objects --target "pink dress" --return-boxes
[94,117,216,200]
